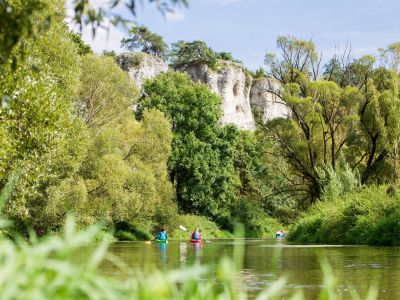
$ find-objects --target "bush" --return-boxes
[115,221,153,241]
[116,52,145,71]
[232,198,282,238]
[289,185,400,245]
[319,164,361,200]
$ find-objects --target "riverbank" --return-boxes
[288,185,400,246]
[114,213,282,241]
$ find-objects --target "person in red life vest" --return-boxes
[191,227,201,240]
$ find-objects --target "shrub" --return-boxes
[115,221,153,241]
[289,185,400,245]
[319,164,361,200]
[232,197,282,238]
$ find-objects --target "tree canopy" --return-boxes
[138,71,240,226]
[260,36,400,209]
[121,25,168,58]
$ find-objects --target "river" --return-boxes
[102,239,400,299]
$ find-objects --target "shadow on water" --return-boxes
[101,239,400,299]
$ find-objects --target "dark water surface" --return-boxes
[102,239,400,299]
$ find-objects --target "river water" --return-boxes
[102,239,400,299]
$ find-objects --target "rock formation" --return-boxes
[116,52,169,88]
[183,61,255,130]
[250,77,291,122]
[117,52,291,130]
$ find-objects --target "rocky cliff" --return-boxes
[117,52,291,130]
[183,61,255,130]
[116,52,169,88]
[250,77,291,122]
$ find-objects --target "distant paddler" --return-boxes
[275,229,286,239]
[146,226,168,244]
[190,227,202,243]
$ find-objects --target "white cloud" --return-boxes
[165,9,186,22]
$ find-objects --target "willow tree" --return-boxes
[262,37,400,206]
[341,56,400,184]
[264,35,321,85]
[262,80,359,203]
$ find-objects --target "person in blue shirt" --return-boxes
[155,226,168,241]
[191,227,202,240]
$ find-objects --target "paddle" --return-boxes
[179,225,189,232]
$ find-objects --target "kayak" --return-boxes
[155,239,168,244]
[190,239,202,244]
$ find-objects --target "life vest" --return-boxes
[157,231,167,240]
[192,231,200,240]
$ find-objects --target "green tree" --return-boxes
[340,55,399,184]
[263,81,358,203]
[121,25,168,57]
[265,36,320,85]
[262,38,400,208]
[169,40,219,69]
[0,0,84,230]
[45,54,175,230]
[379,42,400,73]
[68,31,92,55]
[138,71,239,226]
[76,54,138,129]
[47,109,176,229]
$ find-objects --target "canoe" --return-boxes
[190,239,202,244]
[155,239,168,244]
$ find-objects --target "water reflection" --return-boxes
[158,243,167,269]
[103,239,400,299]
[179,243,187,267]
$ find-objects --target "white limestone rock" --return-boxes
[183,61,256,130]
[116,52,169,89]
[117,52,291,131]
[250,77,291,122]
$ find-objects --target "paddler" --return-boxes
[155,226,168,242]
[191,227,202,241]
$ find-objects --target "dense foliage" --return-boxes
[3,0,400,246]
[260,36,400,216]
[1,0,82,232]
[138,72,239,227]
[1,0,400,298]
[1,0,178,236]
[169,40,242,70]
[289,185,400,246]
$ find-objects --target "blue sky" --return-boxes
[76,0,400,70]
